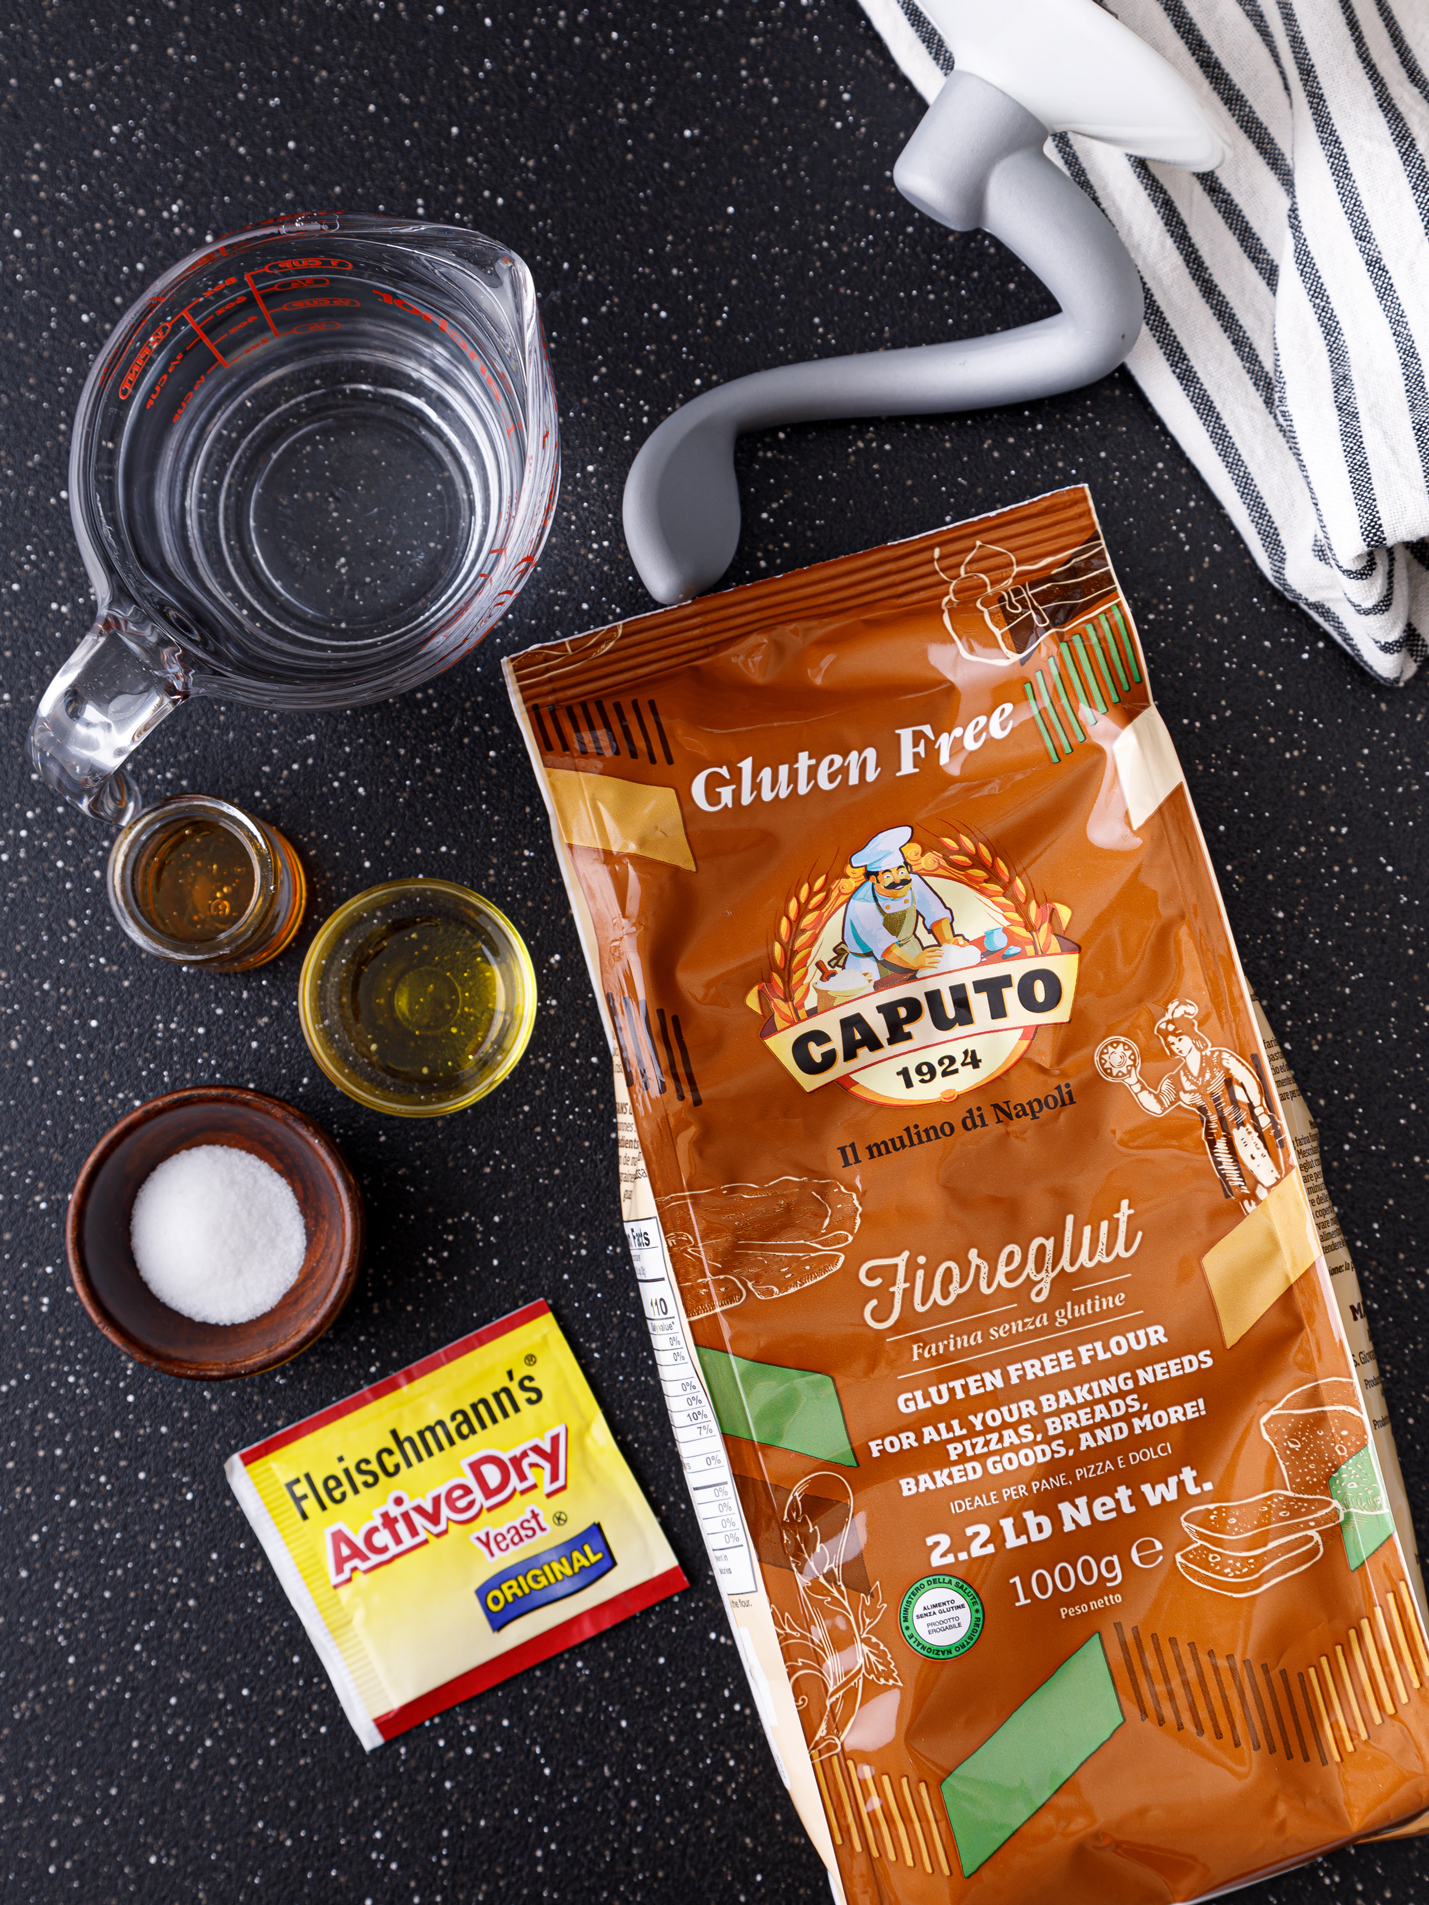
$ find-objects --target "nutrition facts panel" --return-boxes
[625,1219,758,1597]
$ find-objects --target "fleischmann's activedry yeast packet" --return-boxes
[505,487,1429,1901]
[226,1300,686,1747]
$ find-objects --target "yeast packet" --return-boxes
[226,1300,687,1747]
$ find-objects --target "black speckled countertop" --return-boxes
[1,4,1425,1900]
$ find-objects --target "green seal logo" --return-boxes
[899,1574,983,1660]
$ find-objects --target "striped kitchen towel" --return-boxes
[856,0,1429,684]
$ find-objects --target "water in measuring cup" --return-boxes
[120,312,511,669]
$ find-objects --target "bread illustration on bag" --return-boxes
[656,1177,861,1318]
[1182,1490,1343,1553]
[1176,1490,1343,1598]
[1175,1378,1397,1600]
[1262,1377,1372,1499]
[1177,1534,1326,1596]
[1261,1376,1396,1567]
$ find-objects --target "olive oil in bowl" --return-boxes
[299,880,536,1116]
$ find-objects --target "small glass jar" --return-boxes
[299,879,537,1117]
[106,795,306,971]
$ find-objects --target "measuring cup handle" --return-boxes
[26,612,188,824]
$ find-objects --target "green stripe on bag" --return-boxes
[1330,1444,1395,1570]
[695,1346,857,1467]
[942,1633,1123,1876]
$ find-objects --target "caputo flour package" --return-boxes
[505,487,1429,1901]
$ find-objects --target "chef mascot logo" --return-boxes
[752,824,1080,1108]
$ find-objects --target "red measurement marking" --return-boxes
[212,314,263,346]
[371,288,479,363]
[117,314,178,400]
[182,305,229,368]
[142,336,203,412]
[254,256,354,273]
[253,275,332,296]
[244,271,278,338]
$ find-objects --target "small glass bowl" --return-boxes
[106,794,306,970]
[298,879,537,1118]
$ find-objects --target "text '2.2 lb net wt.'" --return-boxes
[505,486,1429,1902]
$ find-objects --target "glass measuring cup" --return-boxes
[27,212,559,823]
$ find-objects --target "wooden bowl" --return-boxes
[67,1086,364,1379]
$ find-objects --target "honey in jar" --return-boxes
[107,795,306,970]
[136,816,257,942]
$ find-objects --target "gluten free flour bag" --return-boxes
[505,487,1429,1902]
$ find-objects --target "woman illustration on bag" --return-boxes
[1096,1000,1283,1214]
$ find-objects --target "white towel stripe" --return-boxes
[855,0,1429,679]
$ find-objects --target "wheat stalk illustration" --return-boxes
[771,1473,902,1760]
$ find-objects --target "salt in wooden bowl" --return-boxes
[66,1086,364,1379]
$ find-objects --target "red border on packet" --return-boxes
[371,1563,689,1740]
[237,1300,551,1466]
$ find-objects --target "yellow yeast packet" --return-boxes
[225,1299,687,1748]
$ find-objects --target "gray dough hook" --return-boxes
[622,0,1224,606]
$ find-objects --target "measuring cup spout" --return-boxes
[27,612,188,824]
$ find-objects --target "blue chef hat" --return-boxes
[850,825,913,873]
